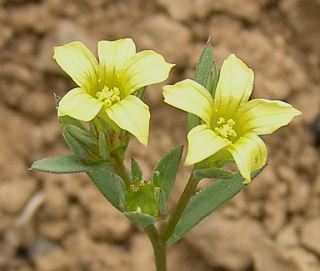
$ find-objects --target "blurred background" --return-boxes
[0,0,319,270]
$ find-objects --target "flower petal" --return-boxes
[227,133,267,183]
[163,79,214,125]
[98,38,136,89]
[121,50,174,96]
[185,124,230,165]
[106,95,150,146]
[58,88,103,121]
[214,54,254,118]
[53,41,99,95]
[235,98,302,135]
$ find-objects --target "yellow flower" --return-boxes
[54,38,174,146]
[163,54,301,183]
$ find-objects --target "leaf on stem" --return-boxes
[32,155,125,211]
[188,39,216,131]
[167,168,265,244]
[193,167,233,180]
[152,146,183,198]
[98,132,110,160]
[64,124,97,147]
[125,211,156,227]
[86,164,126,211]
[59,115,85,129]
[131,159,143,183]
[31,155,91,174]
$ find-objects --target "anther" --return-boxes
[214,118,237,140]
[96,86,121,107]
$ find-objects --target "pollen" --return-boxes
[214,117,237,140]
[96,86,121,107]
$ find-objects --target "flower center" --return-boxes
[214,117,237,141]
[96,86,121,107]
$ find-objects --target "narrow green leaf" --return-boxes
[62,129,95,163]
[155,188,167,216]
[134,86,146,100]
[188,40,215,131]
[98,132,110,160]
[89,121,99,137]
[31,155,89,174]
[32,155,124,210]
[167,169,264,244]
[125,211,156,227]
[92,117,111,135]
[194,40,214,87]
[86,164,126,211]
[207,66,219,97]
[59,115,84,129]
[193,167,233,181]
[64,124,97,147]
[152,146,183,198]
[131,159,143,183]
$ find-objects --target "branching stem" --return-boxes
[161,174,198,242]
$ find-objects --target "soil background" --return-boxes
[0,0,320,270]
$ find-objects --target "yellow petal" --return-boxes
[53,41,99,95]
[163,79,214,125]
[185,124,230,165]
[98,38,136,88]
[58,88,103,121]
[106,95,150,146]
[235,98,302,135]
[121,50,174,96]
[214,54,254,118]
[227,133,267,183]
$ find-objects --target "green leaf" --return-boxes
[125,211,156,227]
[155,188,167,216]
[86,164,126,211]
[59,115,84,129]
[193,167,233,180]
[134,86,146,100]
[167,169,264,244]
[207,67,219,97]
[62,129,98,164]
[194,40,214,87]
[152,146,183,198]
[131,159,143,183]
[91,117,111,135]
[32,155,125,211]
[188,39,215,131]
[89,121,99,137]
[98,132,110,160]
[31,155,90,174]
[64,124,97,147]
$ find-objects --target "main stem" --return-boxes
[111,150,198,270]
[161,174,198,242]
[145,225,167,271]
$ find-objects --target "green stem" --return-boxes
[161,174,198,242]
[144,225,167,271]
[112,153,130,187]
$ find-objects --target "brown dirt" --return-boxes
[0,0,320,270]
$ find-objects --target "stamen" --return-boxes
[96,86,121,107]
[214,118,237,140]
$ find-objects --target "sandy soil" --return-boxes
[0,0,320,270]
